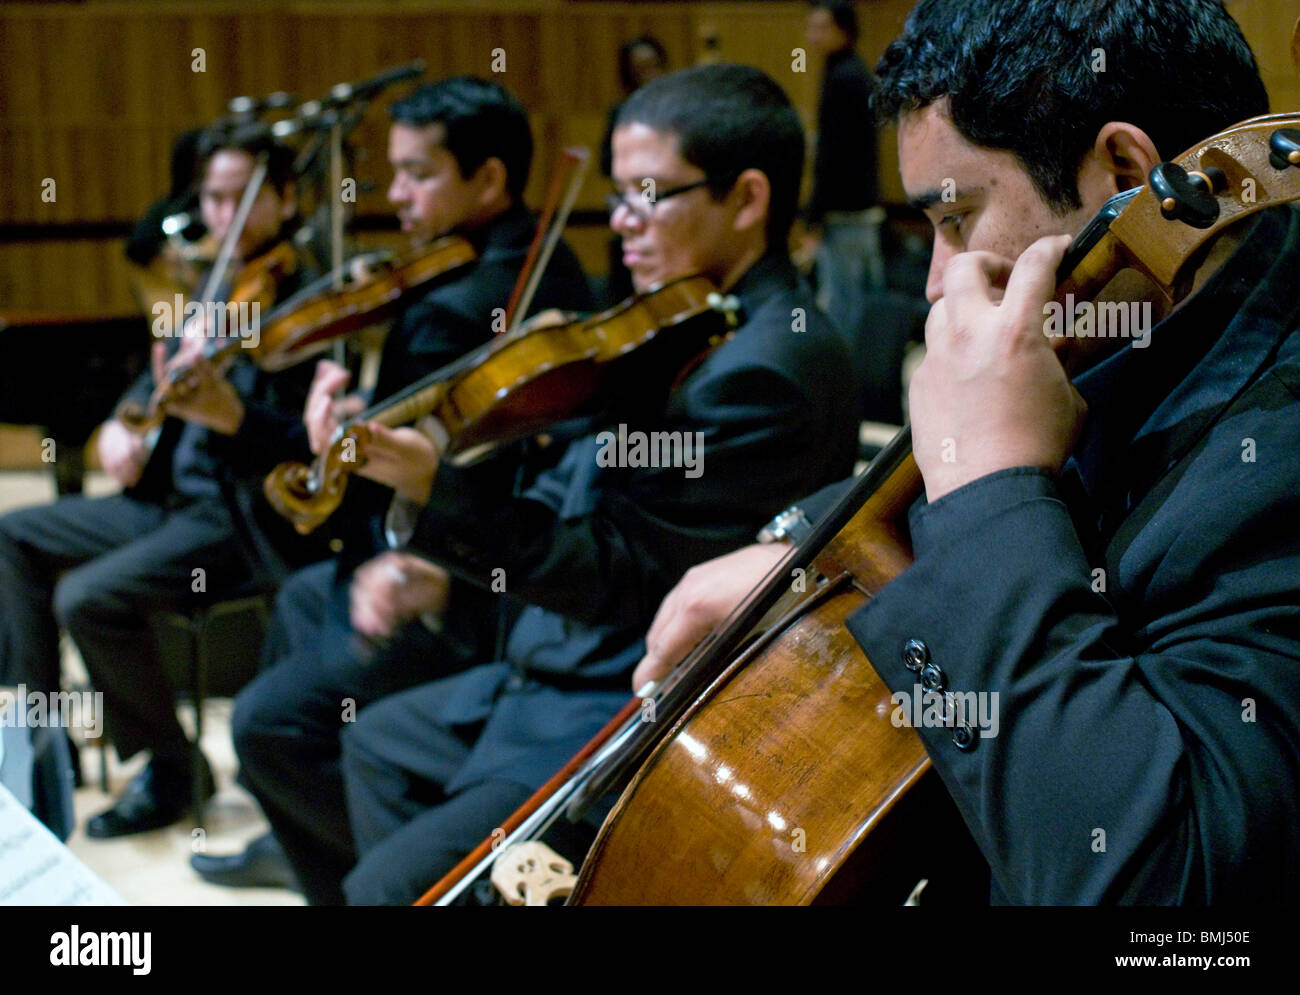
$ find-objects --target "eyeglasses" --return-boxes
[605,178,712,222]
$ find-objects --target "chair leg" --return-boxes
[192,615,207,831]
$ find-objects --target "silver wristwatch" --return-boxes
[757,505,814,545]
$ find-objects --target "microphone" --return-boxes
[225,61,427,160]
[227,91,297,118]
[326,61,425,106]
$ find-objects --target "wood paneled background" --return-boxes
[0,0,1296,312]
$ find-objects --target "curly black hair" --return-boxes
[874,0,1268,212]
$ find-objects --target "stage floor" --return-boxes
[0,468,303,906]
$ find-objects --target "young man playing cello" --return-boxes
[194,77,595,902]
[335,63,862,904]
[632,0,1300,903]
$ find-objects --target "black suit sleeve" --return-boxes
[224,381,312,476]
[114,367,157,415]
[846,423,1300,904]
[409,361,836,632]
[799,475,858,524]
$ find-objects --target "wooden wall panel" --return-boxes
[1,0,1297,312]
[0,1,815,311]
[1227,0,1300,116]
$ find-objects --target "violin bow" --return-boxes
[195,152,270,315]
[502,147,592,332]
[119,153,271,435]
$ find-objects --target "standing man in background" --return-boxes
[600,35,671,306]
[804,0,883,415]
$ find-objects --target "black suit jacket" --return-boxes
[332,204,595,582]
[318,205,595,663]
[807,47,878,222]
[845,205,1300,904]
[403,252,861,790]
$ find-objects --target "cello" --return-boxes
[419,109,1300,905]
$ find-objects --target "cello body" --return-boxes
[570,451,985,905]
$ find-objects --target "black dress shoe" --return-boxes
[84,753,214,840]
[190,831,300,890]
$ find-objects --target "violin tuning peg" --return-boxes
[706,292,741,320]
[1269,129,1300,171]
[1148,161,1221,229]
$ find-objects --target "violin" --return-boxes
[417,109,1300,906]
[117,235,479,433]
[253,234,477,372]
[128,227,218,316]
[263,273,740,534]
[117,240,299,433]
[254,147,585,379]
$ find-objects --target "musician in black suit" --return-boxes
[336,63,862,904]
[0,124,326,838]
[633,0,1300,903]
[193,78,596,902]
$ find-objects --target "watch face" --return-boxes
[759,507,810,545]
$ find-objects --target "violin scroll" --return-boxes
[263,423,373,535]
[115,398,164,434]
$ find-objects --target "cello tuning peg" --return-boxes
[1149,161,1221,229]
[1187,165,1227,193]
[1269,128,1300,170]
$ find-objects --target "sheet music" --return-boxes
[0,783,125,905]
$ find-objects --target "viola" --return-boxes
[417,109,1300,906]
[263,273,740,534]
